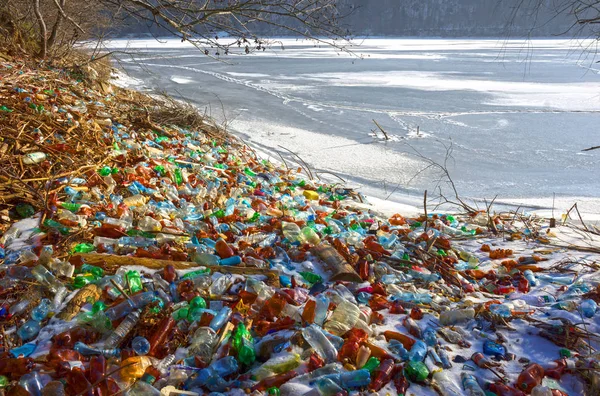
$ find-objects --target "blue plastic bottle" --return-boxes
[482,340,506,358]
[580,299,598,318]
[409,340,428,362]
[209,306,232,331]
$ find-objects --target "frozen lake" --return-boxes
[109,38,600,215]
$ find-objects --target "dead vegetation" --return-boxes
[0,59,228,232]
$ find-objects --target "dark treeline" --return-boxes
[117,0,580,38]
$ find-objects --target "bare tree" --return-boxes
[504,0,600,38]
[1,0,352,59]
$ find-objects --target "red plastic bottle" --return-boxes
[369,294,391,311]
[308,352,325,372]
[488,381,526,396]
[545,358,568,379]
[393,364,410,395]
[370,359,395,391]
[410,307,423,320]
[516,364,545,393]
[52,327,100,349]
[258,293,287,321]
[518,277,530,293]
[163,264,177,283]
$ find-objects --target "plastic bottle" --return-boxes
[103,310,141,348]
[439,308,475,325]
[483,340,506,358]
[423,327,438,346]
[104,291,156,320]
[128,369,161,396]
[579,299,597,318]
[432,371,463,396]
[370,359,395,391]
[408,340,427,362]
[319,369,371,389]
[461,372,486,396]
[404,360,429,382]
[209,306,231,331]
[324,300,360,336]
[188,327,218,361]
[132,336,151,355]
[282,222,303,243]
[302,324,338,363]
[516,364,545,393]
[388,339,409,360]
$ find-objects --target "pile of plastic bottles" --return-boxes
[1,67,600,396]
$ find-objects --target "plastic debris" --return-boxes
[0,58,599,396]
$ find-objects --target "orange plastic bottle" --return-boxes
[302,299,316,324]
[383,331,416,349]
[215,239,235,259]
[516,363,544,393]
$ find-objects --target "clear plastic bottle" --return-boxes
[103,310,141,348]
[301,324,338,363]
[282,221,303,243]
[324,300,360,336]
[188,327,217,362]
[432,371,463,396]
[439,308,475,325]
[313,294,330,326]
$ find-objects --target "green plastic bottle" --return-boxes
[233,323,256,365]
[244,167,256,177]
[60,202,81,212]
[98,166,112,177]
[80,264,104,278]
[43,219,70,235]
[16,203,35,218]
[404,360,429,382]
[172,307,190,321]
[73,274,96,288]
[126,270,143,293]
[73,243,95,253]
[154,165,165,176]
[299,271,322,284]
[174,168,183,185]
[181,268,211,279]
[362,357,380,373]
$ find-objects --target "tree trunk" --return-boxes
[33,0,47,59]
[48,0,67,51]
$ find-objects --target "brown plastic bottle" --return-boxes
[370,359,395,391]
[251,370,298,391]
[65,366,93,396]
[302,298,316,324]
[0,357,35,379]
[516,363,545,393]
[215,239,235,259]
[148,316,176,357]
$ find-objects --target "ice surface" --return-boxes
[108,38,600,216]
